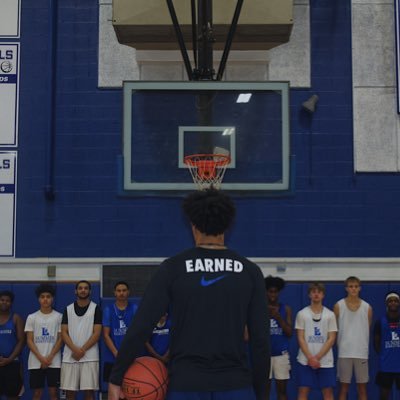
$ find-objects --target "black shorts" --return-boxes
[375,372,400,389]
[29,368,60,389]
[103,362,114,382]
[0,361,23,396]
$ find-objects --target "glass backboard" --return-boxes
[122,81,290,194]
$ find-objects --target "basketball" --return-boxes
[122,356,168,400]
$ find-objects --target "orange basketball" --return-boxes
[122,356,168,400]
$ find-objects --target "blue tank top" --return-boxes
[0,314,18,358]
[103,303,138,362]
[379,316,400,373]
[149,317,171,356]
[270,304,289,356]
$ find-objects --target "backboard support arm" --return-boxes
[216,0,244,81]
[166,0,194,80]
[191,0,198,69]
[166,0,243,81]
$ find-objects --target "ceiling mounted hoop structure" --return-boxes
[184,153,230,190]
[166,0,244,81]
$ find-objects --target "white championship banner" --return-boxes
[0,0,21,38]
[0,43,19,146]
[0,151,16,257]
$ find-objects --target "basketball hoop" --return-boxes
[184,153,230,190]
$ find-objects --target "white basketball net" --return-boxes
[184,154,230,190]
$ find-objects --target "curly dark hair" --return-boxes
[264,276,286,291]
[182,189,236,236]
[0,290,14,302]
[35,284,56,298]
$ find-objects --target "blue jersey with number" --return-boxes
[379,316,400,373]
[270,304,289,357]
[103,303,138,362]
[0,314,17,358]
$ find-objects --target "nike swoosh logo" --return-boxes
[200,275,226,287]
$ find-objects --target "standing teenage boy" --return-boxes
[334,276,372,400]
[295,282,337,400]
[0,290,24,400]
[25,284,63,400]
[265,276,292,400]
[61,280,102,400]
[145,313,171,364]
[373,291,400,400]
[102,281,138,382]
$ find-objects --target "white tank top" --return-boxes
[62,301,99,363]
[337,298,370,358]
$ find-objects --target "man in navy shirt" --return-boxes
[108,189,270,400]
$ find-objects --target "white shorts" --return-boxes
[269,353,291,380]
[60,362,99,391]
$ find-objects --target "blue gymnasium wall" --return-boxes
[13,0,400,258]
[3,282,400,400]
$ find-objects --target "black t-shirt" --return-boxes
[109,247,270,400]
[62,302,102,324]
